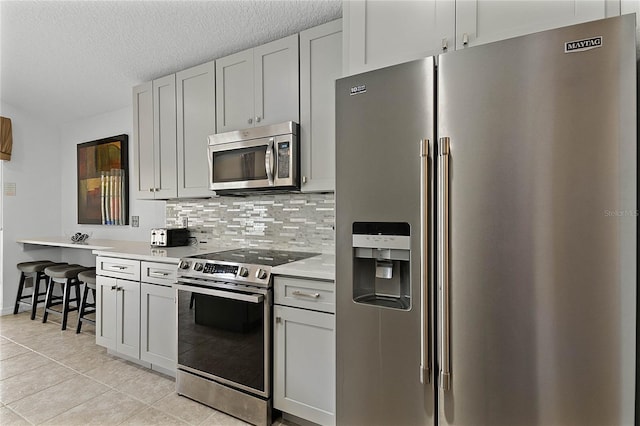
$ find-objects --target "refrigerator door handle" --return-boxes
[419,138,431,385]
[438,137,451,391]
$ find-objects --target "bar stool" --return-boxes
[14,261,67,320]
[76,268,97,334]
[42,264,90,330]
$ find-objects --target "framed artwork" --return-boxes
[77,134,129,225]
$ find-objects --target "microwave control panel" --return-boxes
[277,142,290,179]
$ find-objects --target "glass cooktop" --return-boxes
[190,249,319,267]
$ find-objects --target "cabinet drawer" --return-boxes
[141,261,177,286]
[96,256,140,281]
[274,277,335,313]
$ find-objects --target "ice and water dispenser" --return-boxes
[352,222,411,310]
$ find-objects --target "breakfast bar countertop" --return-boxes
[17,237,219,264]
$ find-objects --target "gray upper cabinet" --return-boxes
[132,75,178,200]
[217,34,299,133]
[176,61,216,198]
[215,50,254,133]
[153,74,178,199]
[132,82,155,199]
[132,62,216,200]
[299,19,342,193]
[343,0,455,75]
[343,0,619,76]
[254,35,300,127]
[456,0,613,50]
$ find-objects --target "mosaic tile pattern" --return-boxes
[166,193,335,253]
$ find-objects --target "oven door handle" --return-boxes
[174,283,264,304]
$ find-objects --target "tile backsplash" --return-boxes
[166,193,335,253]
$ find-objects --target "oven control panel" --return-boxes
[177,259,271,287]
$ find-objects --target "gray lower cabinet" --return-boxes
[140,260,178,373]
[140,283,175,371]
[96,275,140,360]
[274,276,335,426]
[96,256,177,375]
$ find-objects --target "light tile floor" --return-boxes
[0,309,286,426]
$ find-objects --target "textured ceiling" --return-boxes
[0,0,342,125]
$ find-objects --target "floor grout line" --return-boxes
[0,315,197,425]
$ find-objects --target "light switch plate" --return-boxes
[131,216,139,227]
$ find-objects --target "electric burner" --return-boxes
[190,248,318,267]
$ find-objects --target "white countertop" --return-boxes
[92,243,222,263]
[271,253,335,281]
[18,236,123,250]
[17,237,219,264]
[19,236,336,278]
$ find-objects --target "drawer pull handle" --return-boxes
[111,285,117,291]
[292,290,320,299]
[111,266,128,270]
[150,271,170,277]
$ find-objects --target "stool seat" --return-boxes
[77,269,96,286]
[43,264,91,330]
[14,261,67,320]
[45,265,89,279]
[17,260,55,273]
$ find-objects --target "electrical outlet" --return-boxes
[131,216,139,227]
[181,217,188,228]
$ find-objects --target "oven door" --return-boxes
[207,134,297,192]
[175,281,271,398]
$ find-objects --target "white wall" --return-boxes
[57,106,166,264]
[0,102,62,314]
[0,103,166,313]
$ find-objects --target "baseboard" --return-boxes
[1,306,21,316]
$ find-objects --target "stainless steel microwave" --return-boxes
[207,122,299,193]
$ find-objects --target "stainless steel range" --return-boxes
[174,249,318,426]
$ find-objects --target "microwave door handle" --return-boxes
[265,137,275,185]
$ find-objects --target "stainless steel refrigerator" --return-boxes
[335,15,636,426]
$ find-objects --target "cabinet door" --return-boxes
[116,279,140,359]
[343,0,455,75]
[300,20,342,193]
[153,74,178,199]
[132,82,155,199]
[456,0,609,49]
[254,34,300,127]
[96,276,117,350]
[274,305,335,426]
[176,62,216,198]
[216,49,254,133]
[140,283,176,372]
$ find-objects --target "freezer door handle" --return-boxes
[438,137,451,391]
[419,138,432,385]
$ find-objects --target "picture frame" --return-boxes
[77,134,129,225]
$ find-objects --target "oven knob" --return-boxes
[238,267,249,277]
[255,269,268,280]
[179,261,190,270]
[193,263,204,272]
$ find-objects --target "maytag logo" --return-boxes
[564,36,603,53]
[350,84,366,96]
